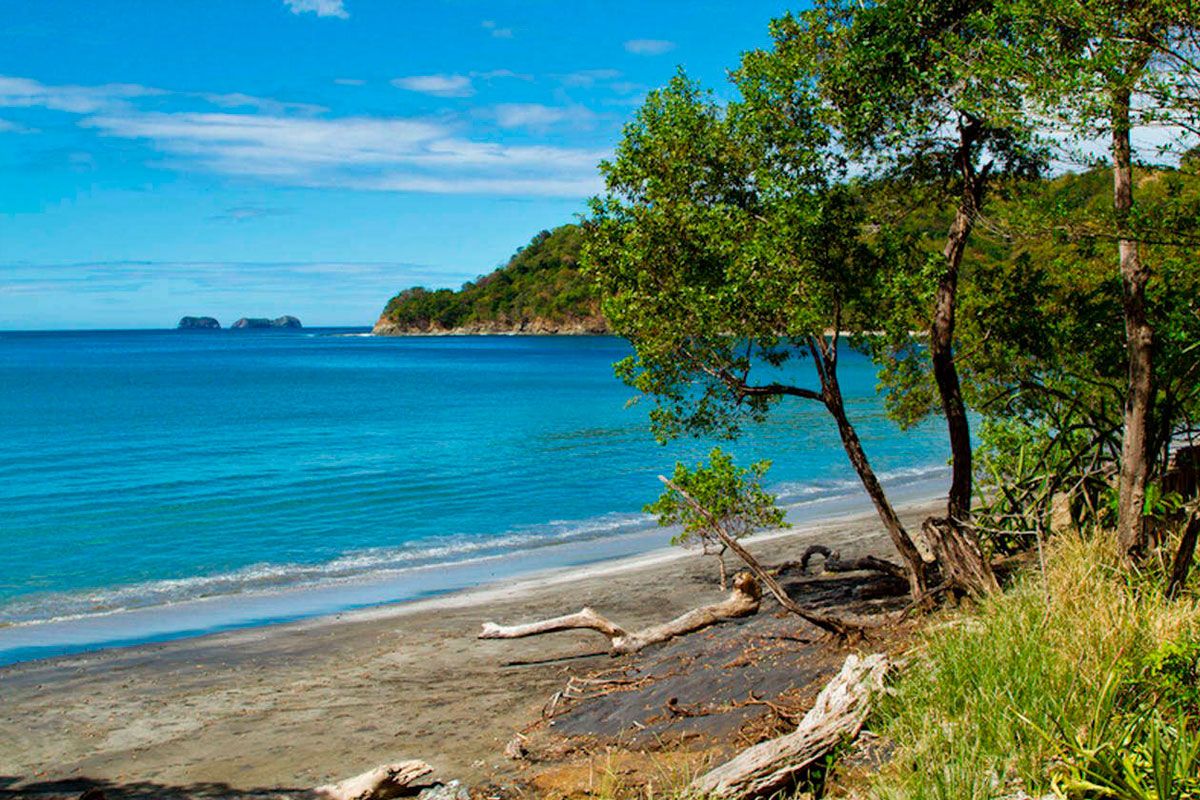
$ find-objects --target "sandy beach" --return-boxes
[0,500,938,799]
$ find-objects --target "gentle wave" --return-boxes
[0,510,653,627]
[0,465,950,630]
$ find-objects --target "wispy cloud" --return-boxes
[555,69,622,88]
[208,205,291,222]
[624,39,676,56]
[0,117,35,133]
[283,0,348,19]
[3,74,607,198]
[472,69,532,82]
[491,103,593,131]
[333,78,365,86]
[0,75,161,114]
[481,20,513,39]
[200,92,326,116]
[391,74,474,98]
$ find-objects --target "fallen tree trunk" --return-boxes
[478,571,761,655]
[315,760,433,800]
[797,544,907,580]
[690,653,889,799]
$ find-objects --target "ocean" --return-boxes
[0,329,949,664]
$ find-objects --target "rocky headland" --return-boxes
[373,225,610,336]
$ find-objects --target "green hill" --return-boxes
[373,224,607,335]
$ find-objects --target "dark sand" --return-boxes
[0,502,937,799]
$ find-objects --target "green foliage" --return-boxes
[645,447,787,550]
[1047,676,1200,800]
[871,537,1200,800]
[584,65,880,443]
[378,225,601,332]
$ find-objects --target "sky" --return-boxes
[0,0,799,330]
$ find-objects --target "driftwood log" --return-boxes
[796,544,907,580]
[479,571,761,655]
[690,653,890,799]
[315,760,433,800]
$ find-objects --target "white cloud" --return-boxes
[200,92,326,116]
[491,103,593,131]
[493,104,569,129]
[0,76,161,113]
[81,110,605,196]
[624,39,676,56]
[3,74,606,198]
[472,69,532,82]
[283,0,348,19]
[391,74,474,98]
[481,20,514,39]
[556,69,622,88]
[333,78,365,86]
[0,117,35,133]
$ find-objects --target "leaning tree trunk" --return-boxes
[923,119,999,599]
[1112,85,1155,562]
[816,344,930,603]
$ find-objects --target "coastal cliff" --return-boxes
[373,225,608,336]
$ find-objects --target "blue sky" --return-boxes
[0,0,795,329]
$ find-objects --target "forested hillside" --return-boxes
[373,225,606,335]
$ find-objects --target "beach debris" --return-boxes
[657,476,869,640]
[479,571,762,655]
[503,734,528,760]
[795,545,907,580]
[690,653,889,799]
[314,759,434,800]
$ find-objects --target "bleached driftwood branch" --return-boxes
[658,476,866,639]
[315,760,433,800]
[478,571,761,655]
[690,653,890,799]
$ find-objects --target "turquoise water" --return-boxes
[0,330,948,663]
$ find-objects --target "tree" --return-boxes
[583,70,935,601]
[775,0,1052,595]
[996,0,1200,559]
[647,448,787,590]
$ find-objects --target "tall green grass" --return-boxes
[869,535,1200,800]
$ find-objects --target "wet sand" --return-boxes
[0,501,938,799]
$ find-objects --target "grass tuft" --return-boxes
[868,533,1200,800]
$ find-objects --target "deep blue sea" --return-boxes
[0,329,949,664]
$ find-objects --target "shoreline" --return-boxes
[0,498,940,796]
[0,473,947,668]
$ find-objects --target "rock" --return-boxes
[231,316,303,329]
[314,760,434,800]
[177,316,220,330]
[416,781,469,800]
[232,317,272,329]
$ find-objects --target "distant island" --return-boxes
[373,225,608,335]
[232,316,303,329]
[177,316,221,330]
